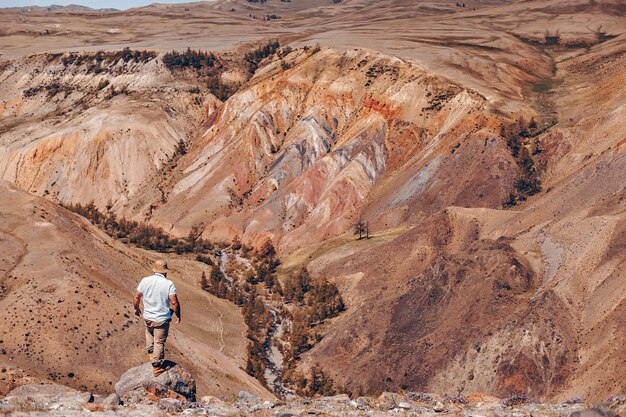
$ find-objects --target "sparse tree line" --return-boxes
[162,40,281,101]
[63,202,213,254]
[22,42,296,102]
[21,48,160,100]
[162,48,234,101]
[20,40,316,104]
[244,40,280,71]
[292,365,337,397]
[500,116,544,208]
[23,79,130,100]
[199,240,276,384]
[163,48,218,70]
[48,48,157,74]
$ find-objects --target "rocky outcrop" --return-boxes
[2,384,93,411]
[2,389,625,417]
[114,363,196,405]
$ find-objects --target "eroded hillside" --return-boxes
[133,46,527,250]
[0,50,219,209]
[0,0,624,403]
[294,27,626,400]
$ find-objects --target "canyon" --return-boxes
[0,0,624,406]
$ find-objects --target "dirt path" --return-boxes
[208,295,226,353]
[0,228,28,281]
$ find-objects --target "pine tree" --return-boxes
[306,366,336,397]
[176,139,187,155]
[354,218,365,239]
[259,238,276,258]
[200,271,209,290]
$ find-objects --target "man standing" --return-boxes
[134,260,181,376]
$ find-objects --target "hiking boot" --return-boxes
[152,363,171,377]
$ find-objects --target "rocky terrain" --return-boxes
[0,0,624,409]
[2,364,625,417]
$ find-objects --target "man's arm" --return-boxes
[133,291,143,317]
[169,294,181,324]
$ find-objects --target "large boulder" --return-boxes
[3,384,93,411]
[114,362,196,405]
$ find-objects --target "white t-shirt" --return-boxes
[137,273,177,322]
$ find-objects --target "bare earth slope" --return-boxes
[294,21,626,400]
[136,46,519,249]
[0,53,219,210]
[0,181,270,399]
[0,0,509,59]
[0,0,624,403]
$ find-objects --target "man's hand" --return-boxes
[169,294,181,325]
[133,291,143,318]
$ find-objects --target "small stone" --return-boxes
[251,399,277,411]
[397,401,413,409]
[81,403,105,412]
[569,408,618,417]
[203,402,242,416]
[378,392,399,410]
[406,392,441,404]
[183,407,207,415]
[433,401,446,412]
[0,404,17,412]
[378,392,400,403]
[201,395,224,405]
[102,393,120,407]
[356,396,373,409]
[238,390,261,405]
[159,397,185,411]
[320,394,351,402]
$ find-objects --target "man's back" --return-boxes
[137,273,176,322]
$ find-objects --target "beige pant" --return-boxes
[145,320,170,366]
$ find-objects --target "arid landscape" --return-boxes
[0,0,624,414]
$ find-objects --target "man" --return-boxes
[134,260,181,376]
